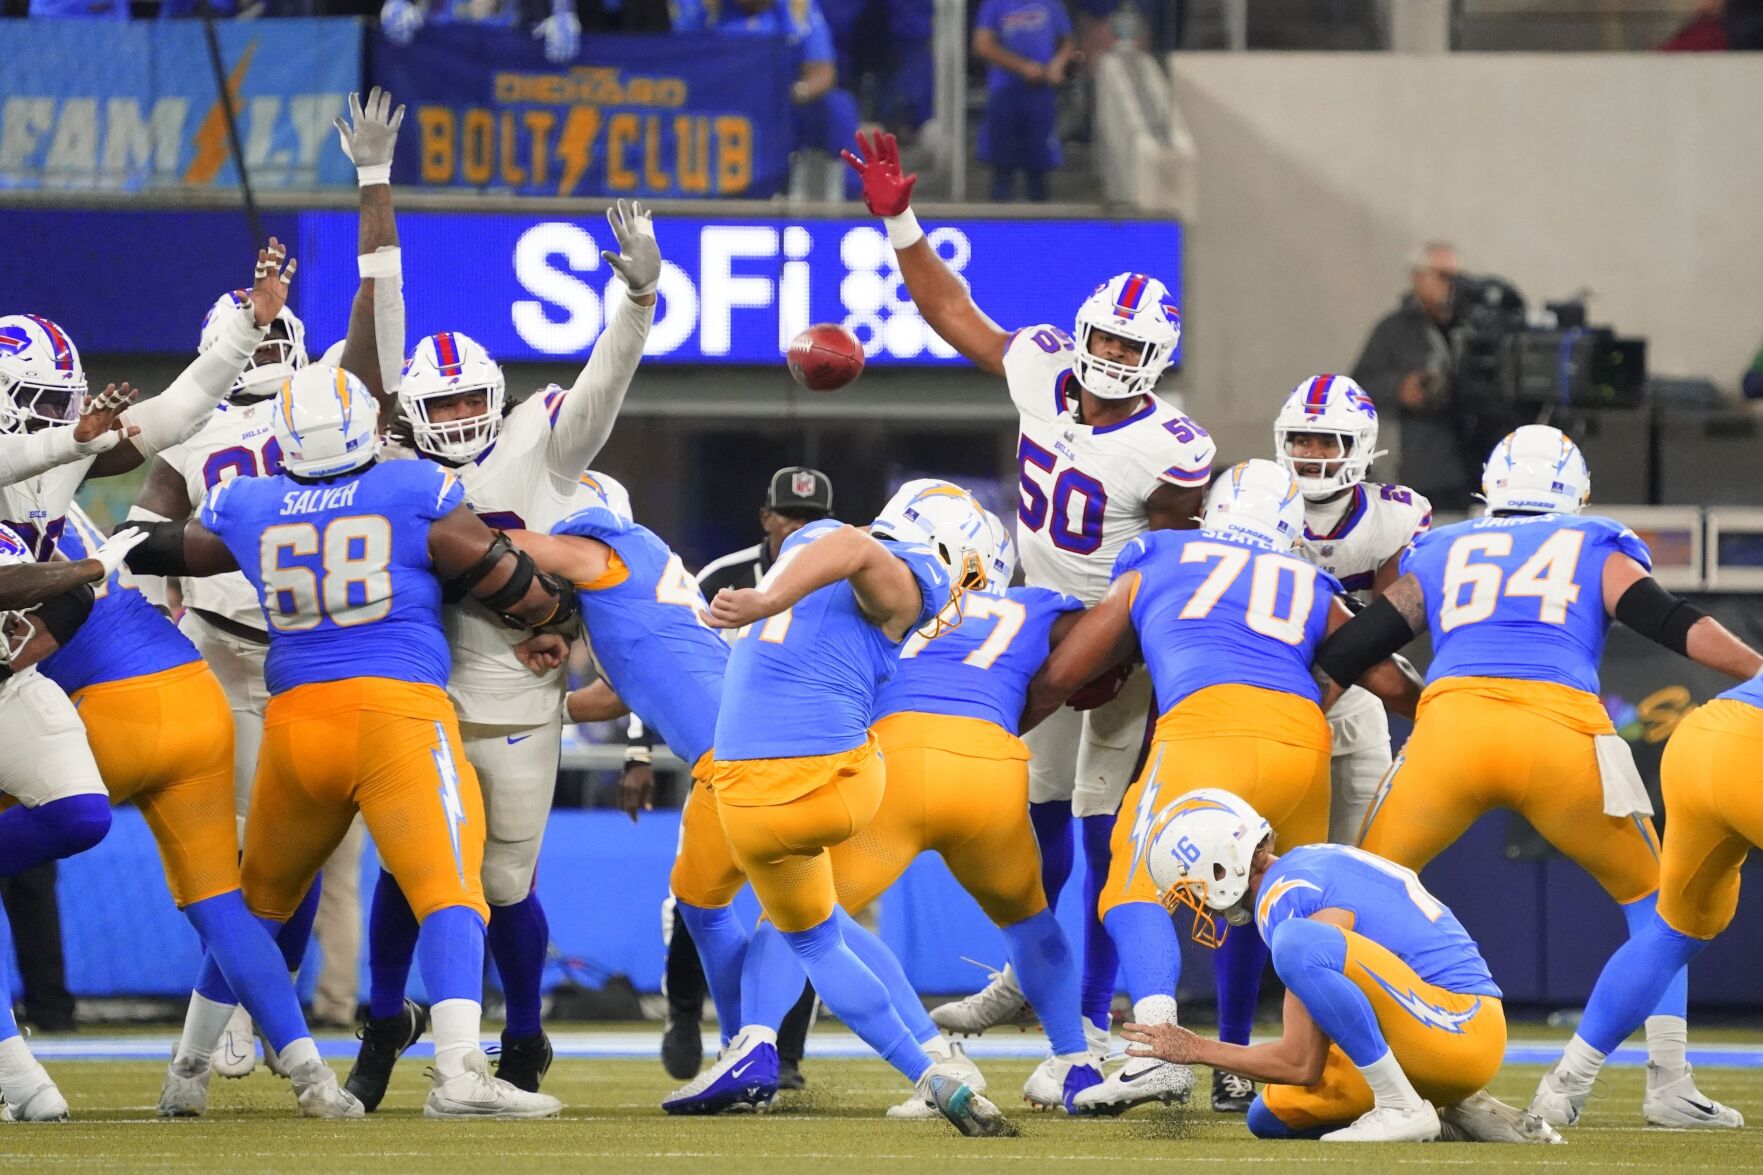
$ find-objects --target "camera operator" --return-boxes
[1351,241,1474,509]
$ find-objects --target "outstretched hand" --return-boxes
[74,383,139,446]
[601,199,661,297]
[841,130,918,218]
[1120,1021,1207,1065]
[334,85,405,173]
[249,239,297,327]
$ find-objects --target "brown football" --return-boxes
[787,323,866,392]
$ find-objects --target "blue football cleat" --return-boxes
[661,1032,779,1115]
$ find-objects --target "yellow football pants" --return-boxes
[1263,928,1507,1130]
[67,661,240,907]
[1101,685,1331,920]
[1655,699,1763,939]
[713,737,884,933]
[1358,677,1660,904]
[668,754,747,909]
[831,712,1046,926]
[242,678,487,924]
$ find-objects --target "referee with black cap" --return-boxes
[651,467,832,1088]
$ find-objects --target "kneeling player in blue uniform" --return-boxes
[1120,789,1559,1144]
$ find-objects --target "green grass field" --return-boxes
[8,1048,1763,1174]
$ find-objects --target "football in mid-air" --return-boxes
[787,323,865,392]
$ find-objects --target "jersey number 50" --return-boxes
[1019,437,1106,555]
[259,515,393,631]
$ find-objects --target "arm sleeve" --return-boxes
[544,292,655,488]
[125,306,267,458]
[0,423,118,486]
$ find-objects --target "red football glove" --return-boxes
[1068,663,1132,712]
[841,130,918,219]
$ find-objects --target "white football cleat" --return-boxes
[1438,1089,1562,1143]
[885,1092,942,1120]
[935,1040,986,1094]
[262,1033,292,1080]
[157,1052,211,1118]
[1643,1063,1745,1128]
[1022,1055,1105,1112]
[1528,1062,1588,1128]
[289,1058,364,1119]
[1068,1056,1193,1116]
[209,1005,257,1079]
[0,1063,69,1122]
[1084,1020,1113,1061]
[928,964,1033,1036]
[425,1050,562,1120]
[1321,1102,1441,1142]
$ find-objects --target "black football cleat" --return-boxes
[1212,1069,1255,1113]
[495,1031,555,1093]
[344,998,428,1112]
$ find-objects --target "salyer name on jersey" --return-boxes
[1401,512,1651,696]
[159,397,281,630]
[1255,843,1500,999]
[202,459,463,695]
[1007,325,1215,604]
[446,387,611,726]
[715,519,951,762]
[1300,482,1433,597]
[552,503,728,769]
[1118,528,1342,713]
[874,584,1082,736]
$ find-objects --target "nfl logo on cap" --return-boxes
[792,471,817,497]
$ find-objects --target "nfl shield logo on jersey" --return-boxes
[792,471,817,497]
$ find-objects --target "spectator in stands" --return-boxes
[1351,241,1474,509]
[974,0,1074,202]
[672,0,861,198]
[379,0,582,64]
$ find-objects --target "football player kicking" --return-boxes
[846,130,1215,1063]
[1314,425,1763,1129]
[0,243,296,949]
[1184,373,1436,1114]
[130,88,409,1082]
[127,364,576,1119]
[20,506,358,1119]
[1119,790,1559,1143]
[1022,460,1419,1115]
[348,199,657,1106]
[1530,669,1763,1127]
[675,481,1013,1136]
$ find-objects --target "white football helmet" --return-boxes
[273,364,380,480]
[0,524,34,664]
[1481,424,1590,516]
[400,332,506,462]
[1072,272,1181,401]
[871,478,997,637]
[977,508,1017,598]
[1202,460,1305,553]
[200,290,307,403]
[1145,788,1273,948]
[1274,373,1385,501]
[0,314,85,433]
[576,469,634,524]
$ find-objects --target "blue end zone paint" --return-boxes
[28,1032,1763,1067]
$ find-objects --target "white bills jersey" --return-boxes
[0,459,93,561]
[444,386,602,727]
[1297,480,1432,753]
[158,399,282,631]
[1006,325,1215,604]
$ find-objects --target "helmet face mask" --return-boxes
[200,292,307,403]
[1273,375,1381,501]
[400,332,506,463]
[0,314,86,434]
[1072,274,1181,402]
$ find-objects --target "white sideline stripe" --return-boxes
[29,1030,1763,1067]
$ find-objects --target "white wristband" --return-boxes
[356,163,391,188]
[357,246,402,279]
[884,209,924,250]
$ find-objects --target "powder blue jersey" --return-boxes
[1256,843,1500,998]
[1118,529,1342,714]
[553,505,727,768]
[874,585,1082,734]
[1719,673,1763,711]
[39,507,199,694]
[715,519,952,761]
[1402,513,1651,695]
[202,460,464,696]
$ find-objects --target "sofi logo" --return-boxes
[508,221,975,361]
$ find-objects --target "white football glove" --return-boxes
[601,199,660,296]
[91,527,150,581]
[334,86,406,186]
